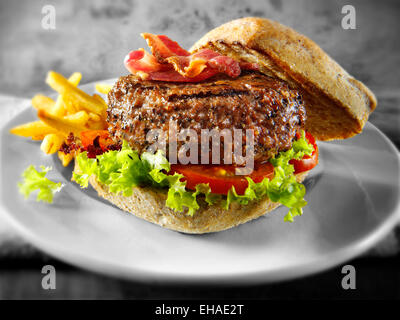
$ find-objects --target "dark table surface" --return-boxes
[1,254,400,299]
[0,0,399,299]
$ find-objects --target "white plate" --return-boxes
[1,81,400,284]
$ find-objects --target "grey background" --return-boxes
[0,0,399,95]
[0,0,399,146]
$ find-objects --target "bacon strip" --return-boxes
[166,55,208,78]
[165,49,241,78]
[239,62,260,71]
[124,49,172,74]
[124,34,259,82]
[141,33,190,62]
[207,55,241,78]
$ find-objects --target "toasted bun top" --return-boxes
[191,17,377,140]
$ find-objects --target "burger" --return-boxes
[71,17,376,233]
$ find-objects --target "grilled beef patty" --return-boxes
[107,72,306,164]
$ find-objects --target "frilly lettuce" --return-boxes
[18,165,63,203]
[73,132,314,221]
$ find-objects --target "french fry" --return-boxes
[10,121,57,138]
[51,96,67,117]
[68,72,82,86]
[87,120,107,130]
[32,135,46,141]
[40,133,65,154]
[52,72,82,117]
[95,83,113,95]
[92,93,107,105]
[37,109,85,135]
[11,70,111,166]
[58,151,74,167]
[63,110,90,126]
[46,71,104,115]
[92,94,108,121]
[92,93,108,114]
[61,93,82,114]
[88,112,101,122]
[31,95,55,112]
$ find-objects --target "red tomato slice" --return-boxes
[170,163,274,195]
[289,132,319,174]
[170,132,318,195]
[80,130,113,151]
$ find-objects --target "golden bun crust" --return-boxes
[191,17,377,140]
[80,159,309,234]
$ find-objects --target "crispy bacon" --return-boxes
[141,33,190,62]
[164,49,240,78]
[166,56,207,78]
[124,49,172,74]
[166,49,216,78]
[239,62,260,71]
[207,54,241,77]
[124,34,259,82]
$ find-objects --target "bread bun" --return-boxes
[191,17,377,140]
[84,160,309,233]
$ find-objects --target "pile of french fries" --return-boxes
[10,71,113,166]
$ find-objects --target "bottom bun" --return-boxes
[77,160,309,234]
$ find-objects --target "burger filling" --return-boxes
[69,34,318,222]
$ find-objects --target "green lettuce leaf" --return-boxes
[107,143,149,197]
[72,151,98,188]
[18,165,62,203]
[72,131,314,221]
[223,130,313,222]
